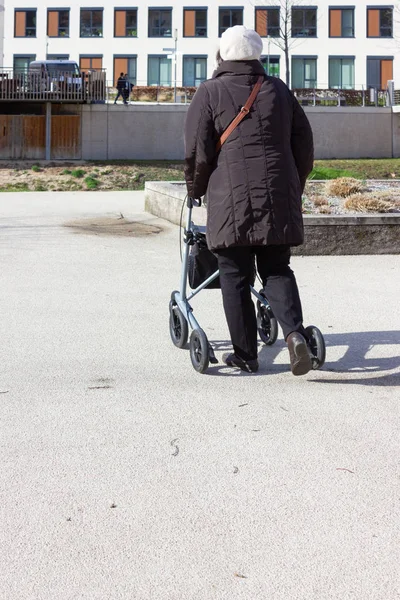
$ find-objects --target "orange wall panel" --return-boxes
[47,11,58,37]
[92,58,103,71]
[184,10,195,37]
[381,60,393,89]
[330,10,342,37]
[15,11,26,36]
[80,58,91,70]
[368,9,380,37]
[256,10,267,37]
[114,58,128,85]
[115,10,126,37]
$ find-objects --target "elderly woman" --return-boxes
[184,26,314,375]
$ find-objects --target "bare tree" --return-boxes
[249,0,308,87]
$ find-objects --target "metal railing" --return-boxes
[292,87,393,108]
[0,69,106,103]
[105,81,197,104]
[105,82,397,107]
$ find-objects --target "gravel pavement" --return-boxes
[0,191,399,600]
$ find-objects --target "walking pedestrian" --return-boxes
[123,73,131,103]
[184,26,314,375]
[114,72,128,105]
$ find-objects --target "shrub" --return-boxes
[34,182,47,191]
[31,164,41,172]
[344,193,395,213]
[64,178,83,191]
[325,177,364,198]
[71,168,85,178]
[62,168,72,175]
[0,182,29,192]
[132,172,145,182]
[84,176,100,190]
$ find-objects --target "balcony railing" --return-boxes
[0,69,106,103]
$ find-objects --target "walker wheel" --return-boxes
[189,329,210,374]
[169,299,188,349]
[305,325,326,370]
[257,293,278,346]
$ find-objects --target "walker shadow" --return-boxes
[209,331,400,386]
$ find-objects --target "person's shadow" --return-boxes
[209,331,400,386]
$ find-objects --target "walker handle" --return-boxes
[187,197,202,208]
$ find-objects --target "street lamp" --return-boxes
[174,28,177,103]
[163,28,179,103]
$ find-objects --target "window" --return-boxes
[148,56,172,86]
[292,57,317,88]
[13,55,36,73]
[329,8,354,37]
[114,9,137,37]
[367,8,393,37]
[329,57,355,89]
[260,56,280,78]
[219,8,243,37]
[148,9,172,37]
[47,54,70,60]
[292,8,317,37]
[367,57,393,89]
[47,9,70,37]
[255,8,280,38]
[183,8,207,37]
[183,57,207,86]
[79,56,103,71]
[114,56,137,86]
[80,9,103,37]
[14,9,36,37]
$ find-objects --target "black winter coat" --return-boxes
[184,60,314,251]
[116,76,126,92]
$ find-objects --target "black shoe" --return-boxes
[222,352,259,373]
[287,332,312,376]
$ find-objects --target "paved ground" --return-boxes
[0,192,399,600]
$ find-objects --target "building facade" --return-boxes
[2,0,399,90]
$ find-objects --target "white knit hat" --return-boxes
[219,26,263,61]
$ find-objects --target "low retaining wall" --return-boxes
[80,104,400,160]
[145,181,400,255]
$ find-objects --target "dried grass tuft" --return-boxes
[325,177,363,198]
[344,193,395,213]
[318,205,332,214]
[311,195,329,207]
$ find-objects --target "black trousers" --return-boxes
[216,245,306,361]
[115,91,127,103]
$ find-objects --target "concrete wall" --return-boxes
[392,110,400,158]
[82,104,186,160]
[306,107,393,159]
[82,104,397,161]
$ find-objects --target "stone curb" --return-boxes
[144,181,400,255]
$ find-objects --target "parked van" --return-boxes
[28,60,82,93]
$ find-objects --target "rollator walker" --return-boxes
[169,196,326,374]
